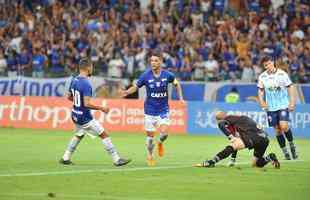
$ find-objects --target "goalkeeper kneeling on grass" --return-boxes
[195,111,280,169]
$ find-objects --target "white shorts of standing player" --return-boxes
[74,119,105,138]
[144,113,170,132]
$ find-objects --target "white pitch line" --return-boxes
[0,193,165,200]
[0,165,190,177]
[0,160,305,178]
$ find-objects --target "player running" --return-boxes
[121,50,184,166]
[59,59,131,166]
[195,111,280,169]
[258,56,298,160]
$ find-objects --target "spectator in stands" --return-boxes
[0,0,307,84]
[18,47,32,76]
[6,49,19,77]
[302,46,310,81]
[218,61,230,81]
[0,50,6,76]
[32,48,47,78]
[221,46,239,80]
[192,54,205,81]
[289,56,303,83]
[49,47,65,77]
[204,53,219,81]
[108,53,125,78]
[240,58,255,82]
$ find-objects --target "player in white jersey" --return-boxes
[257,56,298,160]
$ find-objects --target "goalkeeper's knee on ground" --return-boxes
[256,157,268,168]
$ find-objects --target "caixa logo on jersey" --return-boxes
[151,92,167,98]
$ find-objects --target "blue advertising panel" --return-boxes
[187,102,310,138]
[0,77,68,96]
[216,84,258,102]
[171,83,205,101]
[301,85,310,103]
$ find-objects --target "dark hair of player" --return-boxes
[261,55,272,64]
[79,58,92,70]
[261,55,278,68]
[151,49,162,59]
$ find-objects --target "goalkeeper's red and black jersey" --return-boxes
[224,115,265,147]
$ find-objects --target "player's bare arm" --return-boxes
[84,96,109,113]
[173,79,185,103]
[258,88,268,110]
[287,85,296,111]
[120,85,138,98]
[66,92,73,102]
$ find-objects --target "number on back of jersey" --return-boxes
[71,89,81,107]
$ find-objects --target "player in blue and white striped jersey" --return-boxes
[257,56,298,160]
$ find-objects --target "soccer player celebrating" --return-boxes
[59,59,131,166]
[257,56,298,160]
[195,111,280,168]
[121,50,184,166]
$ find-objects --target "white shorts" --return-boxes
[74,119,105,137]
[144,113,170,132]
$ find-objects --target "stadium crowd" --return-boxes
[0,0,309,83]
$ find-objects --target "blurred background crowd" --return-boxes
[0,0,309,83]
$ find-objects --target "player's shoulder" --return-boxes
[76,76,91,86]
[139,69,152,79]
[161,69,176,78]
[70,76,79,85]
[275,69,288,76]
[162,69,174,75]
[258,70,268,80]
[224,115,240,123]
[76,76,88,82]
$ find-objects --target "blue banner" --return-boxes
[301,85,310,103]
[0,77,69,97]
[187,102,310,138]
[171,83,205,101]
[0,76,114,97]
[215,84,258,102]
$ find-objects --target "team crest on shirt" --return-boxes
[261,74,267,78]
[149,84,154,88]
[267,84,281,91]
[156,82,161,87]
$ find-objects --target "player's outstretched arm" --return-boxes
[173,79,184,103]
[257,88,268,110]
[66,92,73,102]
[120,85,138,98]
[287,85,296,111]
[84,96,109,113]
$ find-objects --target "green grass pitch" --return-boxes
[0,127,309,200]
